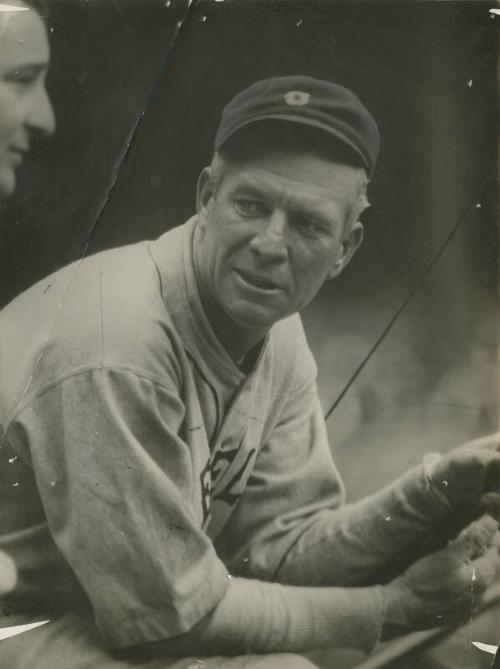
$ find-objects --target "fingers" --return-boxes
[470,546,500,596]
[0,550,16,595]
[457,449,500,484]
[432,448,500,505]
[450,514,499,561]
[387,516,500,633]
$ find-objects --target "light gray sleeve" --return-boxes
[11,367,229,649]
[140,576,386,656]
[216,368,452,590]
[274,457,452,587]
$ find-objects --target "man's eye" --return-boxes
[296,216,325,235]
[234,199,265,217]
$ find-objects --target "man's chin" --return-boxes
[224,302,287,332]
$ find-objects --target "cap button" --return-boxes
[283,91,311,107]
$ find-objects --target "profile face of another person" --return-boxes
[0,3,55,200]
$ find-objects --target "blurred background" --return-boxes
[0,0,498,665]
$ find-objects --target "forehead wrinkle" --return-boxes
[242,153,359,188]
[232,167,348,222]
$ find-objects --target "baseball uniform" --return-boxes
[0,217,452,664]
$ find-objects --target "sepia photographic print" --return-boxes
[0,1,499,668]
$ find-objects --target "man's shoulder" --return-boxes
[271,313,315,360]
[1,240,158,347]
[1,240,152,314]
[268,313,317,390]
[0,239,186,421]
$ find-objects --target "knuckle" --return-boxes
[472,577,487,595]
[461,517,498,551]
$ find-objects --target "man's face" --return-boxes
[196,150,365,335]
[0,6,55,200]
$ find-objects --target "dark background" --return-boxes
[1,0,498,497]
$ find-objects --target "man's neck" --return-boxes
[193,227,268,366]
[199,296,266,369]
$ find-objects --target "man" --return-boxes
[0,75,499,668]
[0,0,55,201]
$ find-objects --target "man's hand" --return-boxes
[382,514,500,638]
[0,550,16,595]
[428,433,500,514]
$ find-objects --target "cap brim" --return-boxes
[216,113,370,173]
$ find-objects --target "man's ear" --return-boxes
[328,221,364,280]
[196,167,213,229]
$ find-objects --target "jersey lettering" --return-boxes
[200,436,256,524]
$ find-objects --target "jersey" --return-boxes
[0,217,345,648]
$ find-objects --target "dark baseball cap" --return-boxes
[215,75,380,177]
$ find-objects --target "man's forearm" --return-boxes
[274,462,452,587]
[138,577,385,657]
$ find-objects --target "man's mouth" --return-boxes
[235,269,282,291]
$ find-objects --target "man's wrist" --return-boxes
[381,579,412,640]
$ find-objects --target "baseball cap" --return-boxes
[214,75,380,177]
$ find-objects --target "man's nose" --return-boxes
[25,85,56,138]
[249,210,288,261]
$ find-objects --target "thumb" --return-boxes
[450,515,499,561]
[0,550,16,595]
[469,546,500,595]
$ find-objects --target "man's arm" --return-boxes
[8,367,229,648]
[124,514,500,659]
[215,377,445,587]
[2,354,385,655]
[276,432,500,588]
[5,364,386,655]
[216,367,500,589]
[6,366,499,656]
